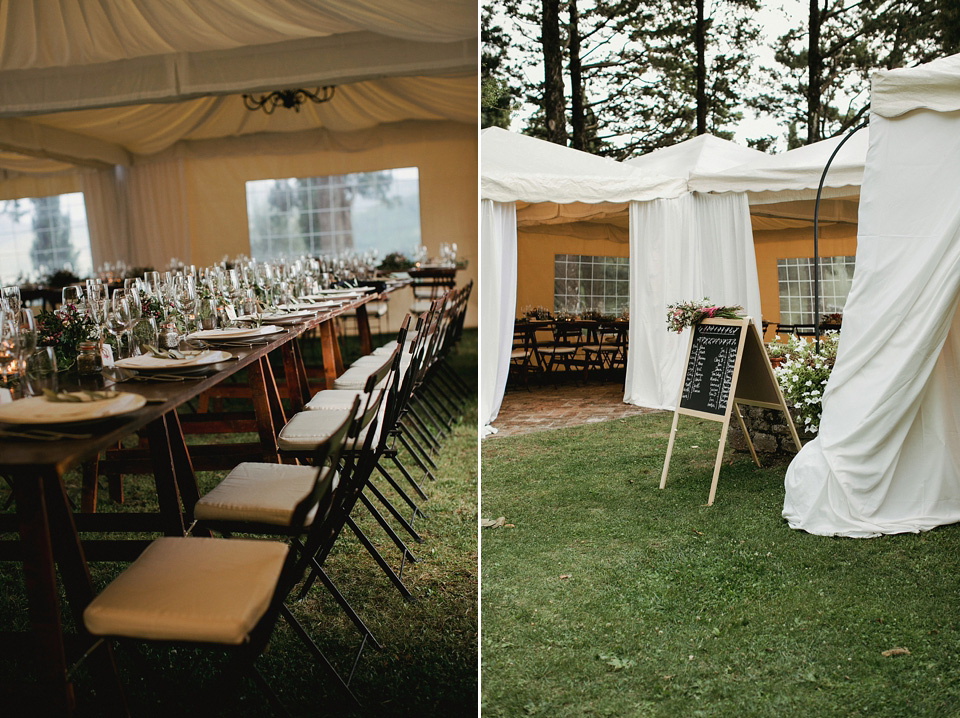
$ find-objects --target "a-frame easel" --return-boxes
[659,317,802,505]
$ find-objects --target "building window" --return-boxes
[0,193,93,284]
[245,167,421,261]
[777,255,856,325]
[554,254,629,315]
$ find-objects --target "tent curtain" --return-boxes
[783,108,960,537]
[127,159,190,268]
[480,199,517,437]
[624,192,762,410]
[81,166,131,268]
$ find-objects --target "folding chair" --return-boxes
[82,405,357,712]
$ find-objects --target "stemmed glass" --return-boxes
[0,317,19,388]
[112,290,134,358]
[1,286,21,316]
[62,285,83,308]
[174,275,197,333]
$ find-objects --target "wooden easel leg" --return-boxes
[707,422,731,506]
[734,404,761,467]
[660,411,681,490]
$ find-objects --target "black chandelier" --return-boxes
[242,86,336,114]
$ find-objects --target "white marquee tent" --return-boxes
[689,130,869,228]
[0,0,478,326]
[480,127,763,434]
[783,52,960,537]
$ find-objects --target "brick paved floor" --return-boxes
[488,380,660,438]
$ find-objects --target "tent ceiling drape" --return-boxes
[0,0,476,172]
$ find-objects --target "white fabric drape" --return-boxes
[480,199,517,437]
[81,166,130,268]
[624,192,762,410]
[783,108,960,537]
[126,159,190,268]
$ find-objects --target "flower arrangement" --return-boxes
[522,305,552,321]
[36,304,97,371]
[820,312,843,326]
[774,331,841,434]
[377,252,414,272]
[665,299,744,333]
[765,333,805,359]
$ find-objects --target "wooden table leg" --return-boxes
[164,412,207,534]
[281,341,306,414]
[356,302,374,356]
[319,321,340,388]
[13,472,73,715]
[248,357,281,464]
[42,469,129,716]
[145,416,186,537]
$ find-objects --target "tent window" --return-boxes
[777,256,856,325]
[554,254,629,315]
[245,168,421,261]
[0,193,92,284]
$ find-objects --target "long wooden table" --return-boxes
[0,288,384,715]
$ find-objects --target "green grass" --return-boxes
[481,412,960,717]
[0,330,478,717]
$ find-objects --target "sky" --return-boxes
[497,0,810,151]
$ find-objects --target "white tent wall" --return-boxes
[479,200,517,435]
[624,192,762,410]
[783,53,960,537]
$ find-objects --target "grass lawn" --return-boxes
[481,412,960,717]
[0,330,478,717]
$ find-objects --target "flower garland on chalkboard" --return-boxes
[666,299,744,334]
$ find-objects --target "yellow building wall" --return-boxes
[515,230,628,316]
[753,221,859,333]
[515,217,859,335]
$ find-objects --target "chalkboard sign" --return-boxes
[679,322,743,416]
[660,317,802,506]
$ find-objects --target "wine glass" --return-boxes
[174,275,197,332]
[62,285,83,308]
[0,318,19,387]
[1,286,21,316]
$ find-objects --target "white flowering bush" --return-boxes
[773,332,840,434]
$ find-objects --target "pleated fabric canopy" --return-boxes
[783,53,960,537]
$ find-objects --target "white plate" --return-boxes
[115,350,233,371]
[187,325,283,341]
[0,392,147,425]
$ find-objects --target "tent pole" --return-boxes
[813,118,869,353]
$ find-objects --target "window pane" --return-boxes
[553,253,629,315]
[246,168,421,262]
[0,193,92,284]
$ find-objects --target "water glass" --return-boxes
[132,317,158,356]
[1,286,21,315]
[24,346,58,396]
[62,285,83,307]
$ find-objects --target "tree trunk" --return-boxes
[696,0,707,135]
[541,0,568,145]
[807,0,822,143]
[569,0,585,149]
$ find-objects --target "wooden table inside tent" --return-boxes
[0,287,383,715]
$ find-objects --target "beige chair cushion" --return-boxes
[373,333,418,355]
[279,407,381,451]
[83,537,287,645]
[304,388,370,411]
[278,407,354,450]
[333,360,394,390]
[194,463,335,526]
